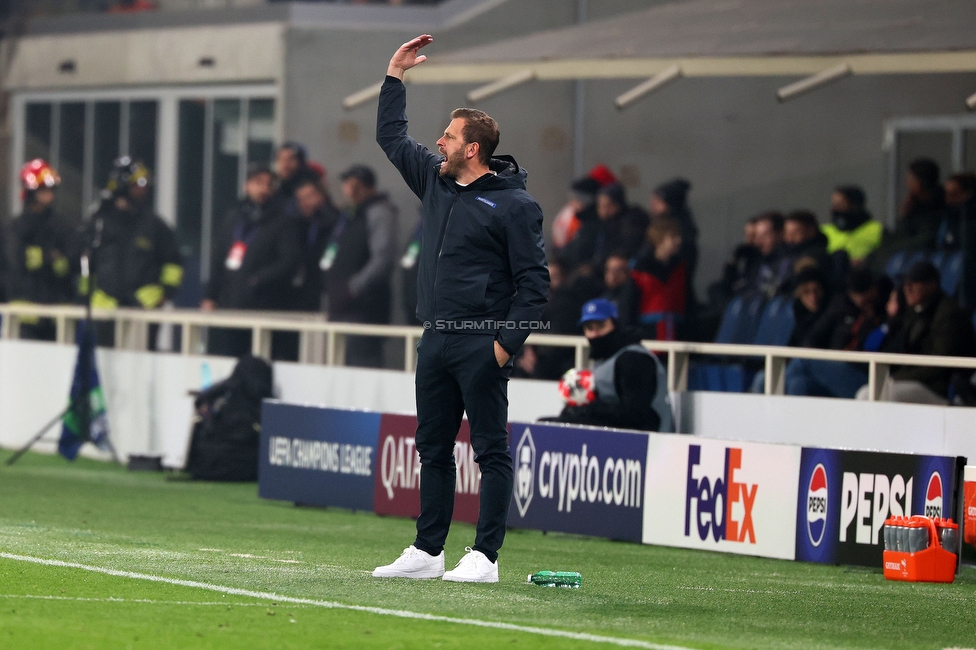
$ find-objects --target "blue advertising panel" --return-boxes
[258,401,380,511]
[795,447,959,566]
[508,422,648,543]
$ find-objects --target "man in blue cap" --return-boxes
[546,298,673,432]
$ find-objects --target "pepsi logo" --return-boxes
[924,472,943,519]
[806,463,828,547]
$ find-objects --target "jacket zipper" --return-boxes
[432,192,460,321]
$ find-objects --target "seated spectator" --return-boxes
[822,185,883,266]
[541,299,672,432]
[550,164,616,252]
[857,261,976,404]
[631,216,686,340]
[650,178,699,299]
[870,159,946,273]
[602,253,640,330]
[784,269,883,398]
[788,267,829,348]
[743,211,790,299]
[937,172,976,309]
[513,257,590,380]
[782,210,829,280]
[560,182,648,275]
[705,215,760,315]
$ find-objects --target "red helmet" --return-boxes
[20,159,60,193]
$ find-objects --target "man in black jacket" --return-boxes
[325,164,398,368]
[372,34,549,584]
[202,164,303,358]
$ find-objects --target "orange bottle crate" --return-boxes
[883,515,957,583]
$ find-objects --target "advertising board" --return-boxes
[373,414,481,524]
[795,447,959,566]
[642,435,801,560]
[258,401,378,511]
[508,422,648,543]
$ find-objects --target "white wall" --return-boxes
[0,340,562,468]
[2,340,970,469]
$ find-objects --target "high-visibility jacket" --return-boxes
[821,220,884,263]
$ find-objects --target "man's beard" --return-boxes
[439,148,466,178]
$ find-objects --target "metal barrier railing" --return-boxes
[2,303,975,402]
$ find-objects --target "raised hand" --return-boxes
[388,34,433,80]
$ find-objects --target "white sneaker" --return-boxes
[372,545,445,579]
[442,547,498,583]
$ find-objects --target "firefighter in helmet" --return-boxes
[7,159,76,339]
[82,156,183,315]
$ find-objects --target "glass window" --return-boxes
[92,101,121,205]
[964,129,976,173]
[129,100,158,174]
[177,99,206,247]
[24,103,52,163]
[247,98,276,167]
[56,102,86,219]
[211,99,243,229]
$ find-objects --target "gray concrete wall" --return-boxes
[283,0,976,316]
[579,72,976,298]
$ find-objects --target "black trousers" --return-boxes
[413,330,514,563]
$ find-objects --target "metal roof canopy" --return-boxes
[402,0,976,84]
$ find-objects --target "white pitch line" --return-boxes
[0,552,693,650]
[0,594,275,607]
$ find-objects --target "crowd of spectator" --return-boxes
[516,158,976,407]
[8,143,976,404]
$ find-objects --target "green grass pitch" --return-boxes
[1,449,975,649]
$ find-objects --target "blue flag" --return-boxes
[58,322,110,460]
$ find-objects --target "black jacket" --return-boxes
[85,202,182,306]
[377,76,549,355]
[883,291,976,396]
[293,202,340,312]
[206,199,303,311]
[7,207,76,304]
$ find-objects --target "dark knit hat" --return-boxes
[654,178,691,210]
[835,185,866,210]
[904,260,941,285]
[598,182,627,209]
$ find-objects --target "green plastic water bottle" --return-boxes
[527,571,582,588]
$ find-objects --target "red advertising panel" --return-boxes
[373,413,481,524]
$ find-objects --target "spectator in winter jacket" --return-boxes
[785,268,883,398]
[601,253,640,330]
[822,185,883,265]
[550,164,617,253]
[788,267,829,348]
[650,178,699,300]
[631,216,686,340]
[203,163,303,357]
[937,172,976,309]
[858,261,976,404]
[326,164,398,368]
[741,211,790,299]
[560,182,647,275]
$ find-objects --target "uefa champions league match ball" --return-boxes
[558,368,596,406]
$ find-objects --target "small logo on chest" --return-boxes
[475,196,497,208]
